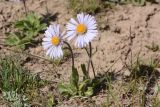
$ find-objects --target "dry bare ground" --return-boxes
[0,0,160,106]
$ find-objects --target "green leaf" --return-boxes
[84,87,93,97]
[14,21,25,30]
[79,79,90,96]
[14,32,24,39]
[58,83,77,96]
[132,0,145,6]
[91,78,104,88]
[70,66,79,90]
[5,34,20,46]
[39,23,47,31]
[23,20,32,30]
[79,79,90,91]
[17,44,25,50]
[6,12,47,49]
[81,64,89,80]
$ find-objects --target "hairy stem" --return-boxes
[63,41,75,67]
[85,42,95,78]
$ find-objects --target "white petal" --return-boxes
[86,16,96,26]
[87,24,97,30]
[70,18,78,25]
[48,26,55,36]
[83,14,97,30]
[75,37,78,47]
[86,32,97,41]
[49,47,55,59]
[60,30,66,39]
[75,36,85,48]
[42,42,52,50]
[43,44,52,50]
[85,15,92,24]
[68,33,77,41]
[87,20,97,28]
[46,46,54,56]
[53,47,57,58]
[58,46,62,57]
[42,41,50,45]
[45,30,52,37]
[87,22,97,30]
[66,23,76,30]
[53,24,59,36]
[55,47,59,58]
[80,36,85,47]
[42,41,51,46]
[84,14,90,24]
[56,24,60,36]
[77,13,84,24]
[59,47,63,57]
[47,45,63,59]
[87,29,98,33]
[83,35,89,44]
[43,38,51,42]
[65,30,76,39]
[80,13,84,23]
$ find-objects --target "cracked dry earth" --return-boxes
[0,0,160,106]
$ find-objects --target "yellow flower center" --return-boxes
[51,36,60,46]
[76,24,87,34]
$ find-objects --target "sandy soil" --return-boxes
[0,0,160,106]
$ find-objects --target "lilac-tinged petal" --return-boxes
[66,23,76,30]
[70,18,78,25]
[43,38,51,42]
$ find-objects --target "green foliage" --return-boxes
[152,96,160,107]
[58,66,79,97]
[0,56,44,92]
[68,0,147,14]
[132,0,145,5]
[5,12,47,49]
[70,66,79,90]
[68,0,101,14]
[47,93,55,107]
[0,56,46,106]
[2,91,30,107]
[0,56,28,92]
[58,64,105,98]
[81,64,89,80]
[104,79,146,107]
[104,0,146,6]
[129,58,158,81]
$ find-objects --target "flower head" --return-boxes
[66,13,98,48]
[42,24,64,59]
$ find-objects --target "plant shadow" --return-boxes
[41,12,59,26]
[129,62,160,84]
[92,70,121,96]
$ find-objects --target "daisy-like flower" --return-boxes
[66,13,98,48]
[42,24,64,59]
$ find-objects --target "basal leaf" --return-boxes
[58,83,77,96]
[81,64,89,80]
[70,66,79,90]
